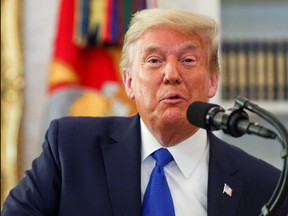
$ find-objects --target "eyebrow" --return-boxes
[142,42,199,57]
[142,46,165,56]
[177,42,199,52]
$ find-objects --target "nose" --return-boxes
[163,60,182,84]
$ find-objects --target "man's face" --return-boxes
[124,26,218,129]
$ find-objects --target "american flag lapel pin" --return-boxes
[223,183,233,197]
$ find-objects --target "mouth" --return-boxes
[162,93,185,103]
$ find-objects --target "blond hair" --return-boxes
[120,8,219,76]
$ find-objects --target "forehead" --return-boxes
[135,26,205,54]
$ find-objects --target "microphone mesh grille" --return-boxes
[186,102,218,129]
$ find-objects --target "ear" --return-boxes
[123,71,135,99]
[208,72,219,98]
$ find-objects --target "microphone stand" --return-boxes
[234,96,288,216]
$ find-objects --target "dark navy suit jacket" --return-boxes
[2,115,288,215]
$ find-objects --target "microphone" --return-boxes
[186,101,276,139]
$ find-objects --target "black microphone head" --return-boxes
[186,101,219,129]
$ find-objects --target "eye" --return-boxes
[148,58,161,64]
[181,58,195,63]
[181,56,197,65]
[183,58,194,62]
[145,56,163,68]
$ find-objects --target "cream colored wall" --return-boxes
[22,0,59,174]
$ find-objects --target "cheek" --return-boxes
[134,68,162,92]
[189,73,209,88]
[185,72,211,98]
[132,74,161,109]
[132,74,151,98]
[135,83,156,103]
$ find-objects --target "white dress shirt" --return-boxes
[141,119,209,216]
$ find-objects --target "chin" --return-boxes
[162,109,185,124]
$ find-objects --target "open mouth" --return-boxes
[169,95,180,99]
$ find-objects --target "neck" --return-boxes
[146,120,199,147]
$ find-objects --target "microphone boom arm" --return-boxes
[235,96,288,216]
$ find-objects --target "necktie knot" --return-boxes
[152,148,173,168]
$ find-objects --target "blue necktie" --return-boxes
[142,148,175,216]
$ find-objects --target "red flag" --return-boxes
[46,0,143,123]
[49,0,121,92]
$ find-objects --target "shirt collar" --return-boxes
[140,118,208,178]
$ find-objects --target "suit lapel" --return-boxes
[101,115,142,216]
[207,132,243,216]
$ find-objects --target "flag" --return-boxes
[45,0,146,127]
[223,183,233,197]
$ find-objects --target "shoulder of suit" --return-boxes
[54,115,135,126]
[46,115,138,135]
[208,131,280,173]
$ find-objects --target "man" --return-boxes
[2,8,287,216]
